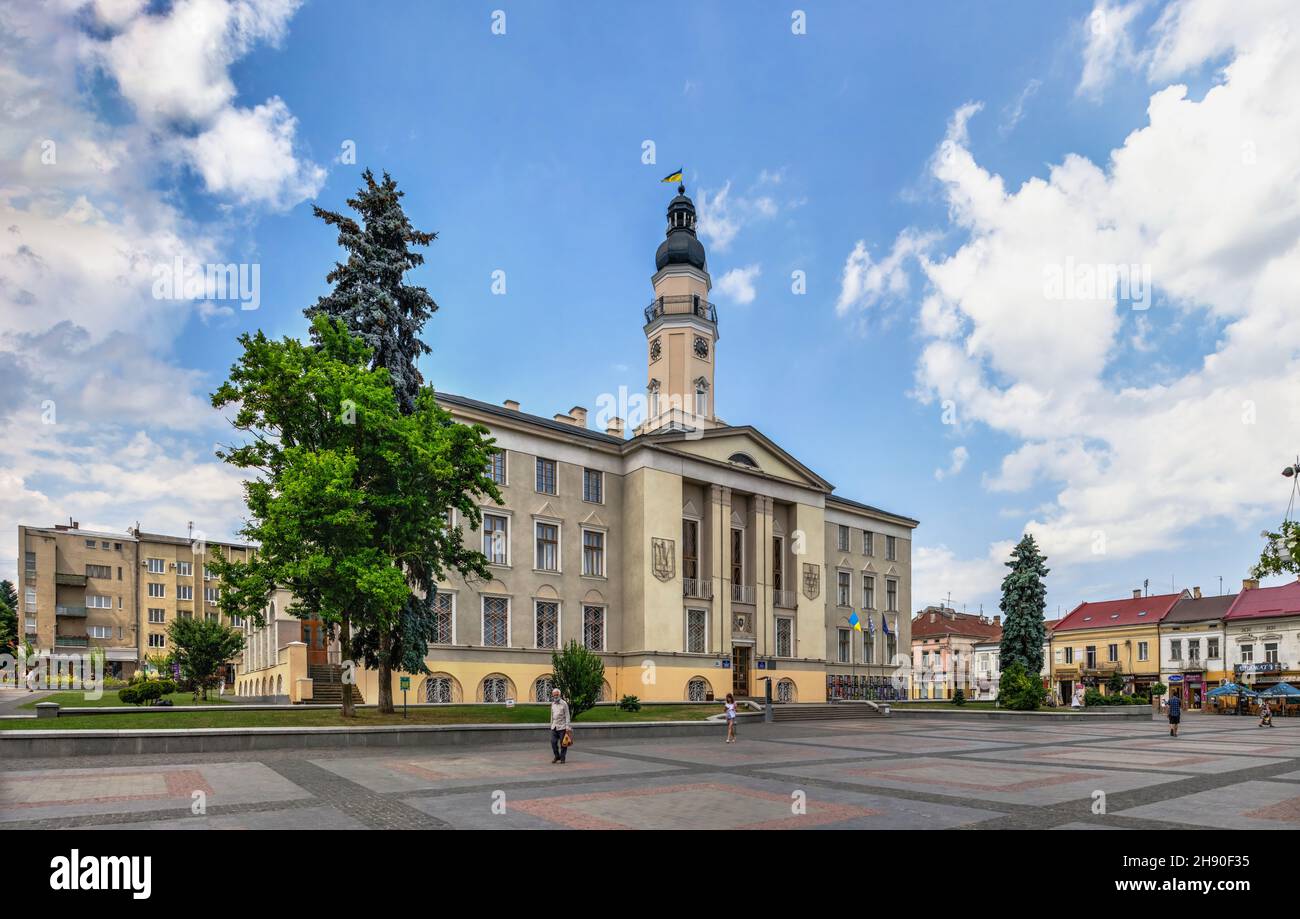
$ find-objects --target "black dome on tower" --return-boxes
[655,184,707,272]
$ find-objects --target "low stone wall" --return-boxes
[0,714,762,758]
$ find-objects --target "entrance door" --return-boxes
[732,646,751,697]
[303,620,328,666]
[1059,680,1072,704]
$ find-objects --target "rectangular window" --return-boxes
[886,536,897,561]
[583,605,605,651]
[85,538,96,549]
[1065,646,1074,664]
[582,529,605,577]
[1265,642,1279,663]
[24,587,35,611]
[205,612,218,623]
[177,585,193,601]
[886,578,898,612]
[146,557,165,574]
[177,610,192,620]
[87,595,113,609]
[863,531,873,556]
[176,561,193,577]
[25,551,36,572]
[1187,639,1200,662]
[1085,646,1097,669]
[148,633,166,648]
[432,593,453,644]
[86,564,111,579]
[863,575,875,610]
[535,457,557,495]
[686,608,707,654]
[1107,643,1118,663]
[25,617,36,632]
[535,522,559,571]
[730,528,744,586]
[487,451,506,485]
[776,617,793,657]
[1138,641,1149,662]
[205,587,220,603]
[483,514,508,565]
[886,632,896,661]
[837,525,849,551]
[1241,643,1254,663]
[229,614,244,628]
[864,630,874,664]
[483,596,509,647]
[204,566,216,581]
[89,625,112,639]
[535,601,559,649]
[838,628,851,664]
[582,468,603,503]
[682,519,699,580]
[148,608,165,624]
[837,570,851,607]
[1169,639,1181,660]
[772,537,784,591]
[1208,637,1219,659]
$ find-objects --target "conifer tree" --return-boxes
[998,534,1050,675]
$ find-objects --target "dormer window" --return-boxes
[728,452,759,469]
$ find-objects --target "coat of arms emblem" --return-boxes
[651,537,675,581]
[802,563,821,600]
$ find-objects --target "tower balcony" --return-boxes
[644,295,716,326]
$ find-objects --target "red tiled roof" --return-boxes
[1224,581,1300,621]
[1044,619,1062,634]
[1054,592,1184,633]
[911,609,1003,641]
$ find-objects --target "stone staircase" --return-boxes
[305,664,365,706]
[771,702,886,722]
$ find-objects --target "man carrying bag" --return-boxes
[549,687,572,764]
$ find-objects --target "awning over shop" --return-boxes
[1259,682,1300,698]
[1206,682,1259,698]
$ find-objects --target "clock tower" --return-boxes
[641,184,718,434]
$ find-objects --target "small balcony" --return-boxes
[55,572,87,587]
[54,636,89,648]
[55,605,88,618]
[731,584,756,605]
[772,589,797,609]
[683,578,713,600]
[644,294,717,325]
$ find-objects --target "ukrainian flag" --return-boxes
[848,611,861,631]
[661,168,684,184]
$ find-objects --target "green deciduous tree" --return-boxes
[0,579,17,652]
[167,617,245,701]
[998,534,1050,676]
[211,317,500,717]
[997,660,1046,711]
[551,641,606,720]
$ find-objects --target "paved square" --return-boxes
[3,716,1298,829]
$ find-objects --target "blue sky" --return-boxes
[3,0,1299,618]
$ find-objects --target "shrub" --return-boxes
[118,679,176,706]
[952,688,966,706]
[1150,682,1167,697]
[618,695,641,712]
[997,661,1046,711]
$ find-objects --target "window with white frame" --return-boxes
[24,587,35,611]
[24,551,35,572]
[148,633,165,648]
[482,596,509,647]
[482,675,510,702]
[86,564,111,580]
[535,601,559,649]
[694,378,709,416]
[886,535,897,561]
[147,582,165,598]
[483,514,508,565]
[1138,641,1149,661]
[1208,637,1219,659]
[432,592,454,644]
[863,574,875,610]
[204,566,216,581]
[89,625,112,639]
[87,595,113,609]
[582,529,605,577]
[534,521,559,571]
[837,570,851,607]
[205,587,219,603]
[838,628,851,663]
[176,561,193,577]
[1188,639,1200,662]
[582,605,605,651]
[1107,643,1119,662]
[177,585,193,601]
[864,629,874,664]
[686,608,707,653]
[148,608,165,624]
[146,557,165,574]
[535,457,557,495]
[487,451,506,485]
[1265,642,1279,663]
[687,677,709,702]
[85,538,96,549]
[583,467,603,503]
[1241,643,1254,662]
[775,617,793,657]
[1169,639,1181,660]
[863,530,873,555]
[886,578,898,612]
[837,525,849,551]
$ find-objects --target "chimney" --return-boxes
[1243,578,1259,591]
[605,416,624,438]
[503,399,520,411]
[553,413,575,425]
[1193,586,1202,599]
[993,615,1001,626]
[569,406,588,427]
[929,612,936,624]
[1132,589,1142,599]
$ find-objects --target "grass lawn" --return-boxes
[20,690,234,709]
[0,703,724,731]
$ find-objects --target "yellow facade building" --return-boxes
[1050,589,1187,700]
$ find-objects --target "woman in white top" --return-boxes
[724,693,737,743]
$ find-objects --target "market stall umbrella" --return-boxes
[1206,682,1258,697]
[1258,682,1300,698]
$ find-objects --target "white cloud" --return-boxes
[1078,1,1147,96]
[934,446,969,481]
[696,176,783,252]
[714,264,761,305]
[899,0,1300,599]
[835,230,937,317]
[1000,78,1041,134]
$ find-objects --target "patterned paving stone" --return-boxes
[309,748,681,793]
[74,804,368,830]
[956,744,1287,774]
[763,756,1182,805]
[773,733,1011,755]
[586,737,883,767]
[403,771,1004,830]
[1090,737,1300,758]
[1115,780,1300,829]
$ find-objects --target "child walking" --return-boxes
[724,693,737,743]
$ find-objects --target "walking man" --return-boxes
[1167,689,1181,737]
[549,687,571,764]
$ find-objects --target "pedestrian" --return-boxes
[1260,699,1273,727]
[549,687,571,764]
[1070,685,1084,709]
[1167,690,1181,737]
[724,692,737,743]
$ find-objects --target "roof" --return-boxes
[436,392,623,446]
[1224,581,1300,622]
[826,493,920,528]
[1044,618,1062,634]
[911,608,1003,641]
[1054,592,1185,632]
[1163,593,1238,624]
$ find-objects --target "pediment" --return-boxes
[580,510,606,528]
[651,428,832,491]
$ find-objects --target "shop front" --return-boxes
[1164,672,1206,709]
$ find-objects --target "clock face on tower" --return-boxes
[650,338,661,361]
[693,336,709,359]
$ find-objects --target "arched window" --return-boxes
[728,452,759,468]
[648,380,660,417]
[424,673,461,703]
[687,676,711,702]
[777,679,797,703]
[694,378,709,416]
[533,675,554,702]
[480,674,515,703]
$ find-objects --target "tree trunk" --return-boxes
[377,628,394,714]
[341,613,354,718]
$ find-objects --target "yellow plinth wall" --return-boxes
[235,641,308,702]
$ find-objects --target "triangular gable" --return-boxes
[645,427,832,491]
[836,556,853,570]
[682,499,700,518]
[533,501,559,519]
[730,510,745,528]
[580,510,606,528]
